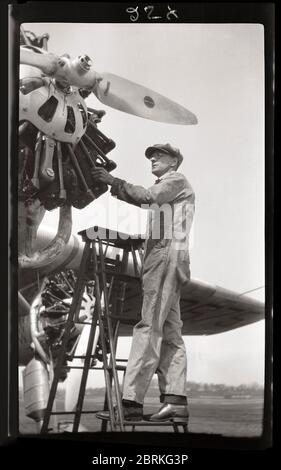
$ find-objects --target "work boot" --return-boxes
[149,403,189,422]
[96,400,143,422]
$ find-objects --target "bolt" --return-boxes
[144,95,155,108]
[45,168,54,177]
[22,107,27,112]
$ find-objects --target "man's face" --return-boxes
[150,151,177,177]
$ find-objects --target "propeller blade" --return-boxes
[64,324,100,412]
[20,47,59,77]
[94,73,197,125]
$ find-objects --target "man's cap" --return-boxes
[145,143,183,167]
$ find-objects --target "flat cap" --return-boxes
[145,143,183,167]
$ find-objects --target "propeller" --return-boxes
[20,48,198,125]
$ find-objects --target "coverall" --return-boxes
[110,170,195,404]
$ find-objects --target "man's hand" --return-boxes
[91,168,115,185]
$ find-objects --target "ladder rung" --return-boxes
[63,365,97,370]
[108,315,136,324]
[69,355,96,359]
[103,271,140,282]
[114,275,140,283]
[48,410,101,415]
[90,365,126,371]
[96,415,188,426]
[68,356,127,363]
[108,365,126,371]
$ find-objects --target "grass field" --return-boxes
[19,389,263,437]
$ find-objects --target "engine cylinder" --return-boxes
[22,357,50,421]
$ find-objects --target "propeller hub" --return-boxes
[78,55,92,71]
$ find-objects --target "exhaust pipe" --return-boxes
[19,204,72,270]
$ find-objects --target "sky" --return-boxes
[21,22,265,386]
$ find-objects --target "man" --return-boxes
[92,143,195,422]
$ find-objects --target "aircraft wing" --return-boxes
[19,274,264,336]
[115,277,264,336]
[18,227,264,336]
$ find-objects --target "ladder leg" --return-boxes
[100,276,115,433]
[102,317,121,432]
[72,313,99,432]
[100,371,113,432]
[101,276,117,426]
[40,241,91,434]
[137,246,144,268]
[98,239,124,431]
[173,423,180,433]
[113,320,121,355]
[131,242,141,277]
[92,242,117,431]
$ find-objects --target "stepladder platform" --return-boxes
[96,412,189,433]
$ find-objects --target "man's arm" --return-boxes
[110,178,152,206]
[111,174,191,206]
[91,168,191,207]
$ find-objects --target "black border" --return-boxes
[1,1,275,463]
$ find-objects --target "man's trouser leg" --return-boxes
[156,294,187,403]
[122,246,187,404]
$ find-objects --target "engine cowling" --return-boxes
[20,64,88,145]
